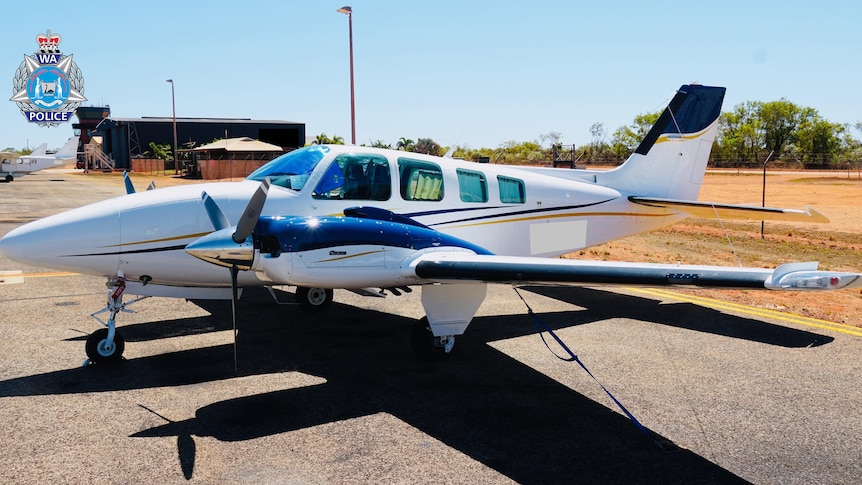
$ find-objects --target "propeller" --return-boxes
[233,178,269,243]
[123,171,135,194]
[123,171,157,194]
[186,178,271,372]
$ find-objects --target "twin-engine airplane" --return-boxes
[1,85,860,365]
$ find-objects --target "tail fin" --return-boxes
[29,143,48,157]
[600,84,726,200]
[52,136,79,160]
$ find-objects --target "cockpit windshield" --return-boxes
[246,145,330,190]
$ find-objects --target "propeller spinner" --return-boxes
[185,178,270,270]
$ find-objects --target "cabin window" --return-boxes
[312,154,391,200]
[398,158,444,201]
[456,169,488,202]
[498,176,526,203]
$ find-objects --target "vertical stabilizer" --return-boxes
[29,143,48,157]
[599,84,726,200]
[53,137,80,160]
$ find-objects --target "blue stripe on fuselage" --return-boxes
[256,216,492,255]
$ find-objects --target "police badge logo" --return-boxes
[10,29,87,126]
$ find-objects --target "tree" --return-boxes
[759,99,804,156]
[539,131,562,148]
[609,126,635,161]
[2,147,33,155]
[715,101,763,164]
[313,133,345,145]
[589,122,605,161]
[413,138,442,156]
[795,116,845,165]
[396,137,415,151]
[148,141,173,161]
[369,139,391,149]
[607,111,661,160]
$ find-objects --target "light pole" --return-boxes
[337,6,356,145]
[166,79,178,174]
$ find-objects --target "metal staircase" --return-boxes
[84,144,116,171]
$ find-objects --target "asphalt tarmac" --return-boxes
[1,171,860,484]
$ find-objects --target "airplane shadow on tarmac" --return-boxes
[2,287,831,483]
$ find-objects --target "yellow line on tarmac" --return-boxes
[627,287,862,338]
[15,271,79,278]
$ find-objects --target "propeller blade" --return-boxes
[230,264,239,373]
[233,178,270,243]
[201,192,230,231]
[123,171,135,194]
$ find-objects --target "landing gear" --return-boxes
[85,271,146,365]
[85,328,126,364]
[295,287,333,312]
[411,317,455,361]
[4,174,12,182]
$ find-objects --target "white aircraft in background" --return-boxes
[0,136,79,182]
[1,85,859,366]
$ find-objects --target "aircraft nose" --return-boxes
[0,219,62,265]
[0,205,120,274]
[0,225,29,261]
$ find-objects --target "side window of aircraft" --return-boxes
[312,154,391,200]
[498,176,526,203]
[456,169,488,202]
[398,158,444,201]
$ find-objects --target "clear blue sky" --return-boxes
[3,0,859,152]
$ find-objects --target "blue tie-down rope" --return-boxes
[514,288,650,438]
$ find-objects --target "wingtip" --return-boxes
[806,206,830,223]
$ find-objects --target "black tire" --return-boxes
[4,175,12,182]
[411,317,455,361]
[85,328,125,364]
[295,287,333,312]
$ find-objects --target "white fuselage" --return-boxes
[0,145,688,290]
[0,154,65,176]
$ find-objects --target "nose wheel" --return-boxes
[84,272,144,365]
[85,328,126,364]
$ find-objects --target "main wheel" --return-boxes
[411,317,455,361]
[85,328,125,364]
[4,174,12,182]
[295,287,333,312]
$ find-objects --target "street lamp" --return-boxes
[337,6,356,145]
[166,79,178,174]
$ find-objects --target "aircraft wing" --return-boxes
[629,196,829,223]
[410,253,862,291]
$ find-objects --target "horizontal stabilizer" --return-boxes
[629,196,830,223]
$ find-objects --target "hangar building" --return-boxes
[89,114,305,169]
